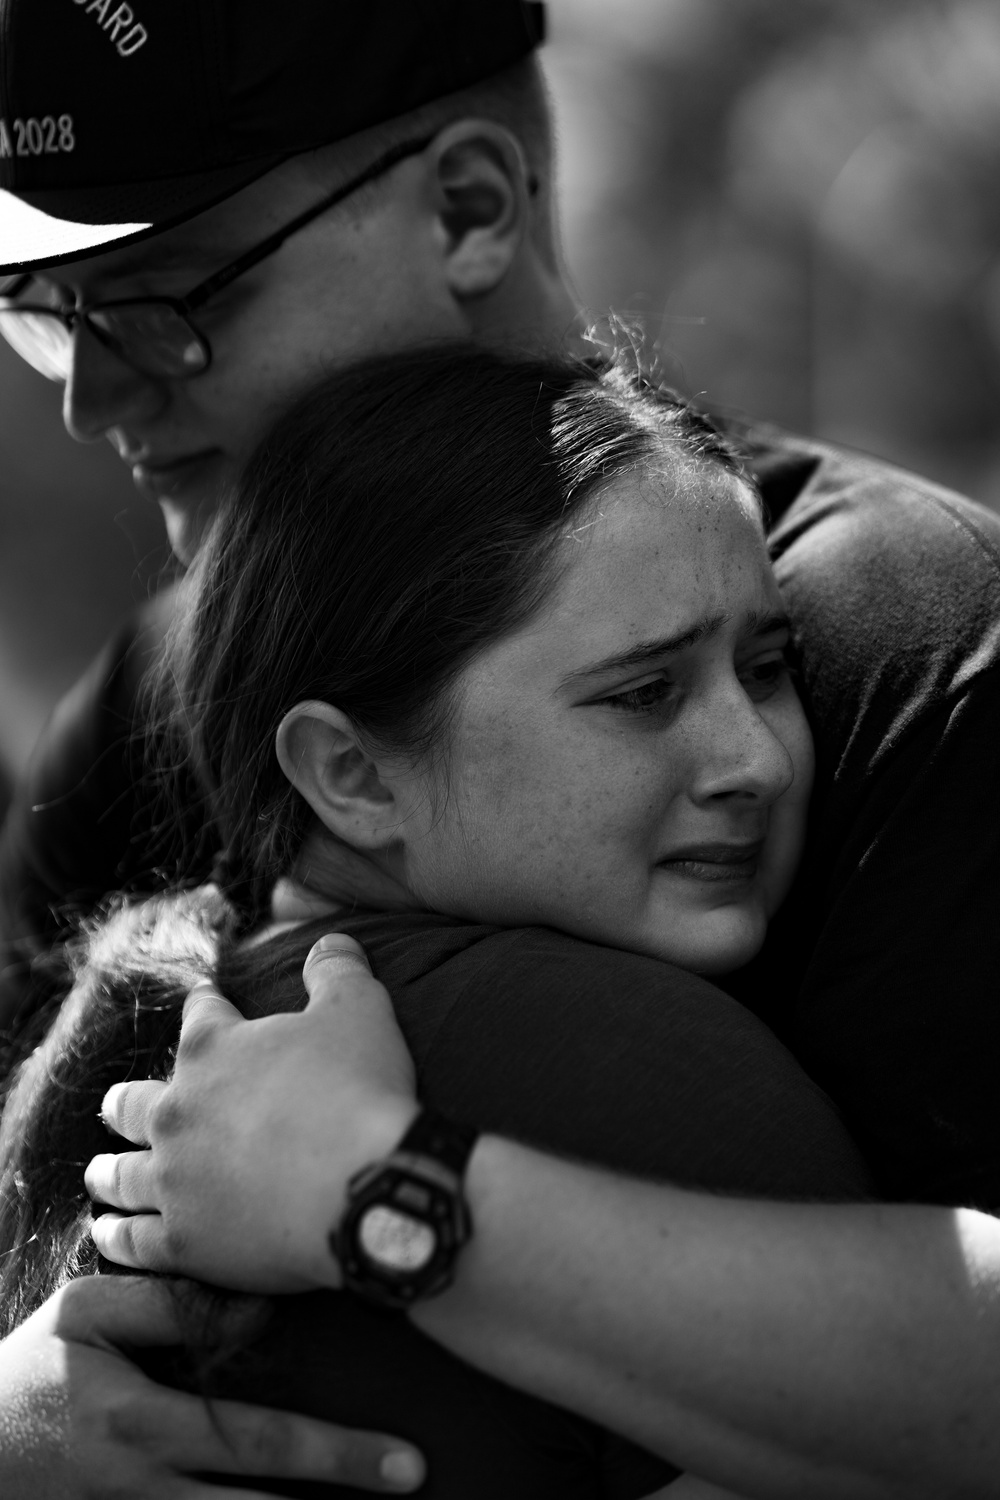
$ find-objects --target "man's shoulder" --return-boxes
[745,426,1000,745]
[740,433,1000,1204]
[747,423,1000,582]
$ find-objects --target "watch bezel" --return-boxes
[334,1152,472,1311]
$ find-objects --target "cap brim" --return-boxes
[0,156,287,274]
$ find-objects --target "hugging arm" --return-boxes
[0,1276,424,1499]
[0,945,424,1498]
[417,1139,997,1500]
[90,940,1000,1500]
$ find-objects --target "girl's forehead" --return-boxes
[557,465,767,575]
[464,466,779,702]
[612,460,761,521]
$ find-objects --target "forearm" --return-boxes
[87,952,1000,1497]
[415,1136,1000,1500]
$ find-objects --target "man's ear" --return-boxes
[275,701,398,851]
[426,119,532,299]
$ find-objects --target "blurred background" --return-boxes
[3,0,1000,782]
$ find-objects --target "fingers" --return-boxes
[100,1078,167,1144]
[142,1390,427,1492]
[181,977,245,1029]
[53,1271,190,1344]
[51,1279,425,1493]
[302,932,418,1104]
[178,1481,421,1500]
[101,983,245,1146]
[90,1210,169,1272]
[85,1148,156,1212]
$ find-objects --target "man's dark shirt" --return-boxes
[0,583,210,1037]
[735,430,1000,1209]
[1,430,998,1207]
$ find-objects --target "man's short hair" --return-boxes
[303,56,557,261]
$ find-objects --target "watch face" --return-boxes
[358,1204,438,1274]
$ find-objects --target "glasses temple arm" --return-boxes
[0,273,34,301]
[180,136,434,315]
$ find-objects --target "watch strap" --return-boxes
[333,1106,477,1310]
[395,1106,478,1178]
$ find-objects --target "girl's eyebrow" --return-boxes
[560,610,790,688]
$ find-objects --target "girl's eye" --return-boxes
[740,653,796,700]
[600,677,675,713]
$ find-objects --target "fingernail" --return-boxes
[316,933,363,955]
[304,934,371,971]
[380,1450,424,1490]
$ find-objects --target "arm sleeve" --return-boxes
[785,682,1000,1208]
[764,465,1000,1207]
[409,926,873,1203]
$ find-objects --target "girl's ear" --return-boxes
[425,119,531,299]
[275,701,399,851]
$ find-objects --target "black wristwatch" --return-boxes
[332,1108,477,1311]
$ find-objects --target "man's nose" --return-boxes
[689,681,795,808]
[62,320,167,443]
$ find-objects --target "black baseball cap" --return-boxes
[0,0,545,273]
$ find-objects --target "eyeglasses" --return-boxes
[0,137,431,382]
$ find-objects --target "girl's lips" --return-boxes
[657,841,764,883]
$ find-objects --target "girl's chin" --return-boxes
[639,903,769,976]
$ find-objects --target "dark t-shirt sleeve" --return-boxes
[781,686,1000,1207]
[384,924,872,1202]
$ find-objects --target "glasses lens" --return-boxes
[0,306,74,381]
[87,302,210,377]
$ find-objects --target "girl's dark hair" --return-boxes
[0,888,333,1338]
[162,343,744,919]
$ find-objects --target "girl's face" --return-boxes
[386,465,814,976]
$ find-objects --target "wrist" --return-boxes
[308,1094,421,1290]
[329,1106,478,1308]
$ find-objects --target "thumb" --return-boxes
[301,934,417,1096]
[303,933,377,998]
[181,977,247,1028]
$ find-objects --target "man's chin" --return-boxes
[129,451,228,563]
[159,497,216,567]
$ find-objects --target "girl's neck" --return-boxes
[284,823,425,920]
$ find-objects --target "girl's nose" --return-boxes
[687,680,796,808]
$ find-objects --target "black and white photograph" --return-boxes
[0,3,998,1496]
